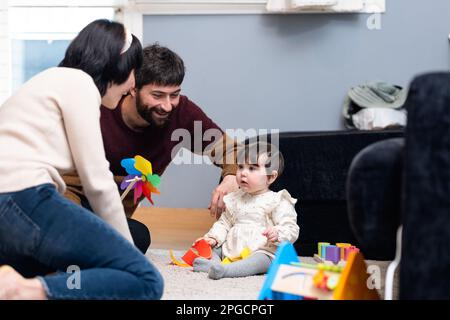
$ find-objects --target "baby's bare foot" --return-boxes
[0,265,47,300]
[0,265,23,299]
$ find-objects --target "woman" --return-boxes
[0,19,163,300]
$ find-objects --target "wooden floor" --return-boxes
[132,207,217,250]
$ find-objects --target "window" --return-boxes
[11,39,71,90]
[8,7,115,91]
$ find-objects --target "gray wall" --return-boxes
[142,0,450,208]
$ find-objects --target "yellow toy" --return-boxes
[221,247,251,265]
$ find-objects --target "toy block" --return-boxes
[344,246,360,261]
[317,242,359,263]
[318,242,330,258]
[336,243,351,260]
[325,245,340,264]
[258,242,300,300]
[318,242,329,258]
[333,251,379,300]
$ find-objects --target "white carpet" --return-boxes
[146,249,399,300]
[146,249,265,300]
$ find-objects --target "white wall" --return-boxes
[0,1,10,104]
[142,0,450,208]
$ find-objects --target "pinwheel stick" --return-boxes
[120,176,142,201]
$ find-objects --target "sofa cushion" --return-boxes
[347,138,404,260]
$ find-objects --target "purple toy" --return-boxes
[325,245,341,264]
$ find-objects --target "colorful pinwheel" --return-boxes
[120,155,161,205]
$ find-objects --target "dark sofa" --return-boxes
[347,72,450,299]
[255,129,403,258]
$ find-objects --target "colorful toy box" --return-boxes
[259,242,379,300]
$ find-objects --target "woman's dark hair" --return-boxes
[136,43,185,89]
[59,19,143,96]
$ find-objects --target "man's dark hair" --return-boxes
[136,43,185,88]
[59,19,143,96]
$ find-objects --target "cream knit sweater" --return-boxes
[0,67,133,243]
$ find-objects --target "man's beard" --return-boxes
[136,95,172,128]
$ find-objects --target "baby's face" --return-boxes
[236,156,271,195]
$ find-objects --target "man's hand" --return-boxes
[263,227,279,244]
[193,236,217,247]
[208,175,239,219]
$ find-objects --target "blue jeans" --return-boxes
[80,195,151,254]
[0,184,163,300]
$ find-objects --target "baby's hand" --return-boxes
[263,228,279,243]
[193,237,217,247]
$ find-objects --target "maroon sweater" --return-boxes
[100,95,225,176]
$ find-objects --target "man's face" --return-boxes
[135,83,181,128]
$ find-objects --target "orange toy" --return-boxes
[170,239,212,267]
[333,251,380,300]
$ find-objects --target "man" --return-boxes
[63,44,239,253]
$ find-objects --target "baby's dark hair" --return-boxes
[237,141,285,177]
